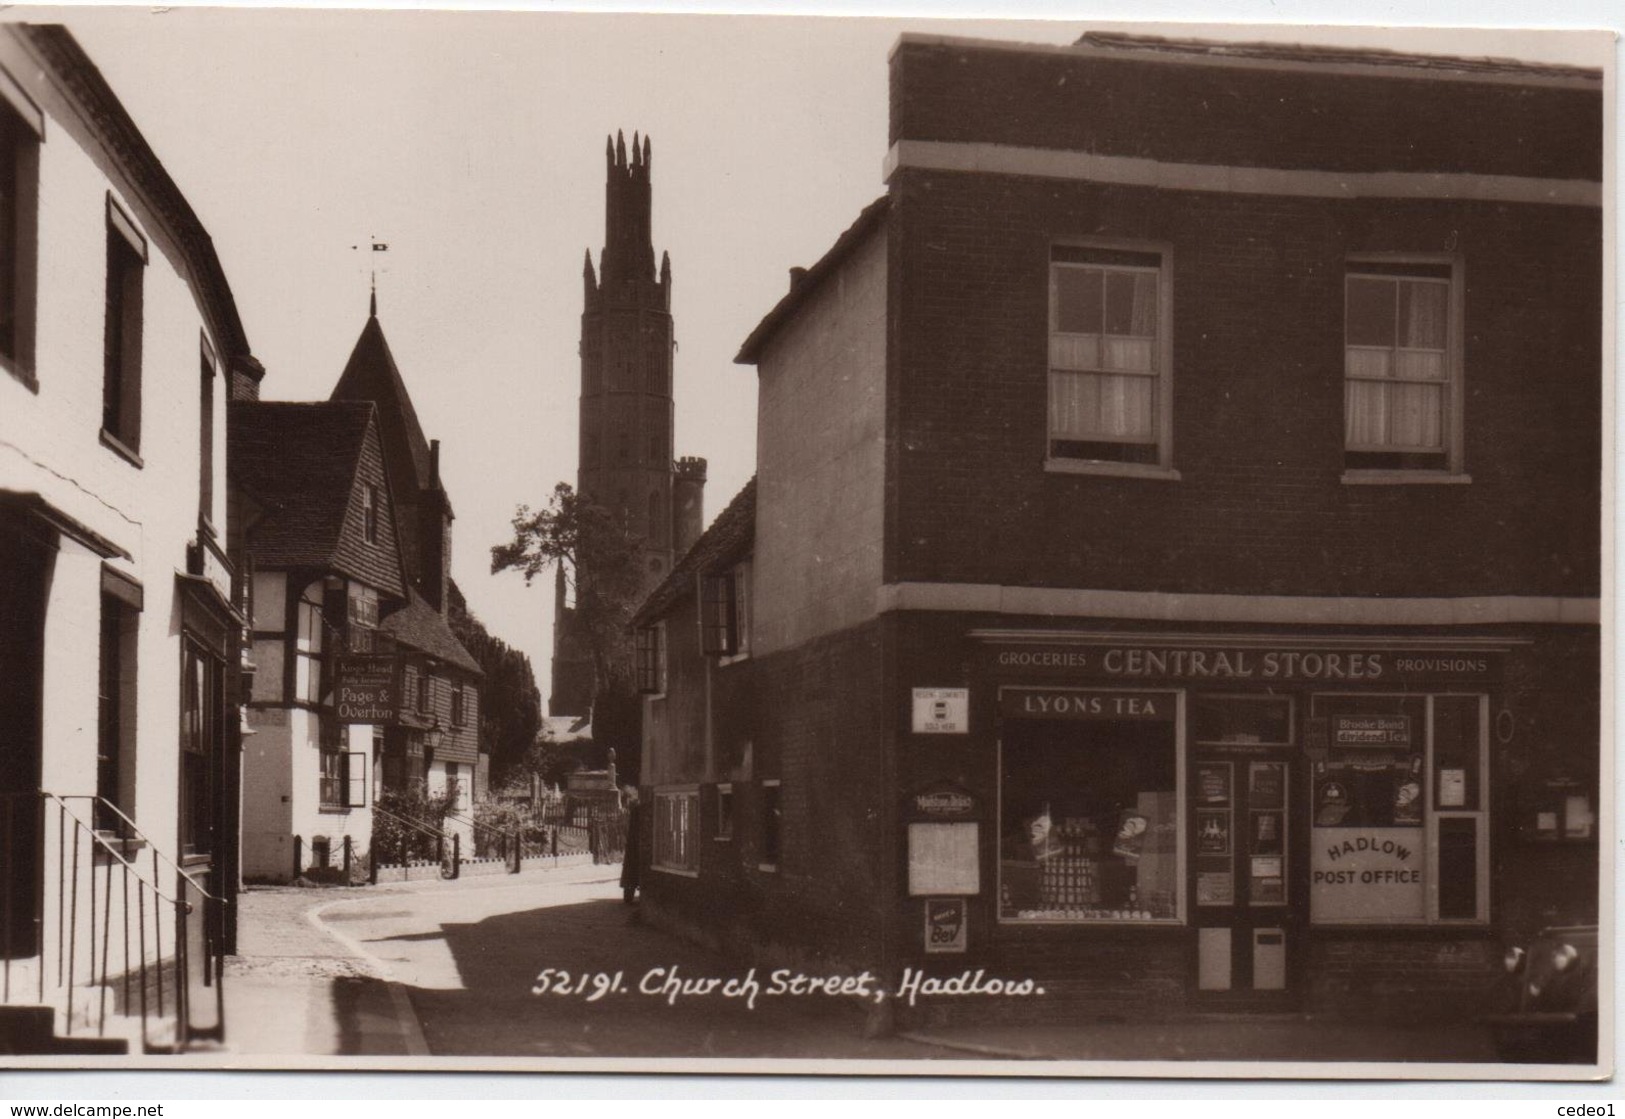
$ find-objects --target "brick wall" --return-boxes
[1304,937,1501,1020]
[889,38,1602,180]
[643,618,892,971]
[885,169,1601,597]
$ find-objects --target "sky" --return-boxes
[35,4,1614,711]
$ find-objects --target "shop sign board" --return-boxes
[923,898,968,954]
[334,655,400,725]
[907,822,980,897]
[912,688,969,734]
[1310,828,1425,922]
[1001,688,1174,721]
[1332,715,1411,748]
[907,783,978,822]
[985,642,1500,684]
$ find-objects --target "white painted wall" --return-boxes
[0,28,242,987]
[752,227,889,655]
[0,28,238,967]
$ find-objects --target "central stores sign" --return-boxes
[985,642,1499,684]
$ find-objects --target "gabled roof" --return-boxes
[379,589,483,677]
[330,310,434,496]
[735,197,889,365]
[632,477,755,627]
[17,27,254,372]
[228,401,407,597]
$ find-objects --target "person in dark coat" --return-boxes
[620,795,642,904]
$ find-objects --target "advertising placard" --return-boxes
[923,898,968,954]
[907,822,980,896]
[1196,810,1230,856]
[1332,715,1411,748]
[334,655,399,724]
[911,688,969,734]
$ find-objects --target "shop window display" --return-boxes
[999,716,1179,923]
[1309,692,1488,924]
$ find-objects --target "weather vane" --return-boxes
[350,235,390,313]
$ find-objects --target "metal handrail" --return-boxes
[2,790,228,1053]
[49,794,224,907]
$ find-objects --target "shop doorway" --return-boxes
[1188,695,1299,1001]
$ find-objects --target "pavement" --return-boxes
[221,865,1504,1068]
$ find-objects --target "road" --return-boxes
[314,866,964,1061]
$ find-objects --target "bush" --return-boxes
[374,787,456,863]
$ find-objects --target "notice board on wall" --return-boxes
[907,822,980,896]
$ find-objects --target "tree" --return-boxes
[447,585,543,788]
[492,482,645,784]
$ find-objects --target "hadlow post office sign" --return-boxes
[334,655,400,724]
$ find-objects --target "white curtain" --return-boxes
[1345,279,1446,452]
[1050,268,1157,443]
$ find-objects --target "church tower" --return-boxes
[578,130,676,582]
[551,132,704,718]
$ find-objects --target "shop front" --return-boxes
[900,629,1562,1019]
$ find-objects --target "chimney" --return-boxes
[228,354,265,402]
[789,266,808,289]
[423,439,451,613]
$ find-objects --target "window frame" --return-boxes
[700,563,750,661]
[0,68,40,390]
[996,686,1186,926]
[636,622,666,696]
[652,786,700,877]
[450,684,465,728]
[1341,254,1468,485]
[319,736,368,812]
[292,583,327,706]
[1044,239,1178,481]
[361,483,380,545]
[1308,691,1490,926]
[100,194,147,462]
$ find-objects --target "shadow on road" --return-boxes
[386,896,959,1061]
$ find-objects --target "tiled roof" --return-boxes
[379,589,483,676]
[632,477,755,627]
[735,197,889,365]
[229,401,405,595]
[330,312,434,494]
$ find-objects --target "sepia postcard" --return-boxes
[0,3,1612,1089]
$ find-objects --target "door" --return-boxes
[178,635,225,1039]
[0,525,50,959]
[1191,755,1296,997]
